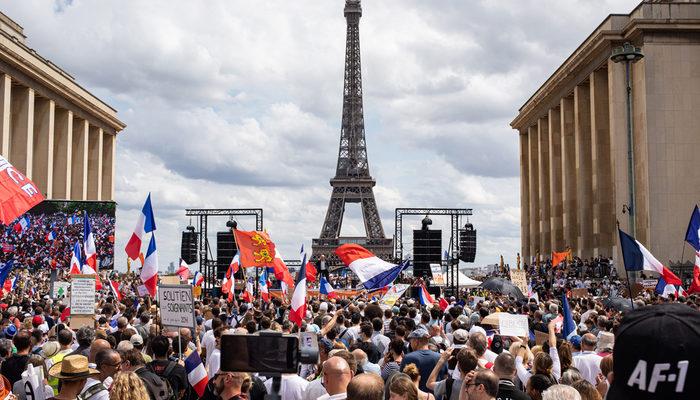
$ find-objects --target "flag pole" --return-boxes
[617,220,635,310]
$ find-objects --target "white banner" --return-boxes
[70,275,96,315]
[499,313,529,337]
[380,284,410,307]
[158,284,196,329]
[430,264,446,286]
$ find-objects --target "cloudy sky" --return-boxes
[4,0,639,272]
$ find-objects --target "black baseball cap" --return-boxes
[607,303,700,400]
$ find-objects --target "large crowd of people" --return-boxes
[0,254,696,400]
[0,211,115,271]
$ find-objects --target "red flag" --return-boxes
[108,279,122,301]
[59,307,71,323]
[0,156,44,225]
[439,297,449,311]
[176,260,190,280]
[233,230,276,267]
[689,252,700,294]
[305,261,317,282]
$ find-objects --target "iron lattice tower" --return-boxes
[313,0,393,266]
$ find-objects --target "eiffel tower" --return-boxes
[312,0,393,266]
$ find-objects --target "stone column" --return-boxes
[575,83,593,259]
[101,132,115,201]
[0,74,10,157]
[53,109,72,199]
[87,125,103,200]
[590,68,614,257]
[71,118,88,200]
[520,130,531,262]
[10,86,34,177]
[32,98,54,198]
[561,96,578,252]
[548,107,563,252]
[538,116,551,256]
[528,125,540,261]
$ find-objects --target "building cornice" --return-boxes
[0,29,125,132]
[511,0,700,131]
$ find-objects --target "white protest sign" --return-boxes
[53,281,71,298]
[380,284,410,307]
[158,284,195,329]
[499,314,529,337]
[472,296,485,306]
[430,264,446,286]
[70,275,95,315]
[510,270,528,296]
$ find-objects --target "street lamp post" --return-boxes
[611,42,644,239]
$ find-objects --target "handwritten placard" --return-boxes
[499,313,529,337]
[70,275,95,315]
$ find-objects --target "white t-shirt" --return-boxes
[202,330,216,359]
[573,351,603,385]
[302,378,327,400]
[207,348,221,376]
[264,374,309,400]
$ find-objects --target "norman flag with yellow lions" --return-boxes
[233,229,277,267]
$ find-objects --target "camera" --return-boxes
[220,331,319,375]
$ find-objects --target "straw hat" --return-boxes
[48,355,99,381]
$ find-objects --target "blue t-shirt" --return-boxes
[400,349,447,393]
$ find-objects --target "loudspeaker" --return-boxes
[409,285,441,300]
[459,224,477,263]
[217,231,236,279]
[413,229,442,279]
[180,231,198,265]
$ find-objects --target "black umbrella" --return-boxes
[603,297,634,312]
[479,277,526,300]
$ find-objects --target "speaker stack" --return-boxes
[216,231,237,279]
[180,229,198,265]
[412,229,442,279]
[459,223,477,263]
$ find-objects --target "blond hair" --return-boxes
[109,371,150,400]
[402,363,420,382]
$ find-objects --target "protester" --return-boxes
[541,384,581,400]
[346,373,384,400]
[47,355,99,400]
[320,356,353,400]
[460,369,499,400]
[387,374,418,400]
[2,331,31,385]
[109,371,151,400]
[492,353,531,400]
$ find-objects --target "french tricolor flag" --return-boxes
[140,235,158,297]
[69,242,82,275]
[618,228,682,285]
[184,350,208,397]
[289,253,308,326]
[319,275,338,299]
[684,205,700,294]
[125,194,157,260]
[335,244,408,291]
[45,231,56,241]
[241,278,254,303]
[192,271,204,287]
[176,259,190,281]
[13,215,30,234]
[83,211,97,270]
[259,269,270,302]
[108,279,122,301]
[418,283,435,306]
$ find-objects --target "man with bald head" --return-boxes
[320,356,353,400]
[573,333,602,384]
[347,373,383,400]
[88,338,111,364]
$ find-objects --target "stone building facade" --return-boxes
[511,0,700,267]
[0,12,124,201]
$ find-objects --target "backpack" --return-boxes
[78,382,107,400]
[444,377,455,400]
[137,366,176,400]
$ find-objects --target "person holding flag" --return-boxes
[684,205,700,294]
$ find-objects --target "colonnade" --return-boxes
[519,68,615,262]
[0,73,115,201]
